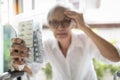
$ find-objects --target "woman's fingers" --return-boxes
[10,46,29,58]
[12,58,26,71]
[11,38,25,45]
[64,10,85,28]
[10,38,29,71]
[12,58,25,64]
[10,38,29,60]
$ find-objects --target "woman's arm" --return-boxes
[81,26,120,62]
[64,10,120,62]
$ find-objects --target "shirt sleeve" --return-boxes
[114,45,120,56]
[28,62,43,76]
[21,40,51,80]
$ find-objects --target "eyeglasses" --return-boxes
[49,18,72,29]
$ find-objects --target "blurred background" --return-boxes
[0,0,120,80]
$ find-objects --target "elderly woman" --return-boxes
[11,4,120,80]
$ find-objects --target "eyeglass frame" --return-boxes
[48,17,72,29]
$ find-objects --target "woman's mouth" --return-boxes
[57,33,67,35]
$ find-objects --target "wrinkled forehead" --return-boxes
[49,6,69,21]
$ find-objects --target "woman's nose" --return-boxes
[57,23,64,30]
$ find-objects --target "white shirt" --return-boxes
[25,31,113,80]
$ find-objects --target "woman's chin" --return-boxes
[56,35,67,40]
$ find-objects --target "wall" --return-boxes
[0,24,3,74]
[97,28,120,46]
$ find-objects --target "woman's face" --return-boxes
[48,8,73,41]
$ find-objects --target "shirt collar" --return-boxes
[71,32,83,48]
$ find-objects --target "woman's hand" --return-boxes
[10,38,32,75]
[64,10,86,29]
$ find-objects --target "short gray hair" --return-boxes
[47,3,74,23]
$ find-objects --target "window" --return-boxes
[13,0,23,15]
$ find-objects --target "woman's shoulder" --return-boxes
[72,29,88,39]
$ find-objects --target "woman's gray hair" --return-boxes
[47,3,74,23]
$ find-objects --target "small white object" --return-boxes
[18,64,25,71]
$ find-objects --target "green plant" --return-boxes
[3,24,12,72]
[93,58,120,80]
[42,63,53,80]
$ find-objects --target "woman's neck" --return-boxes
[58,36,71,58]
[58,35,71,51]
